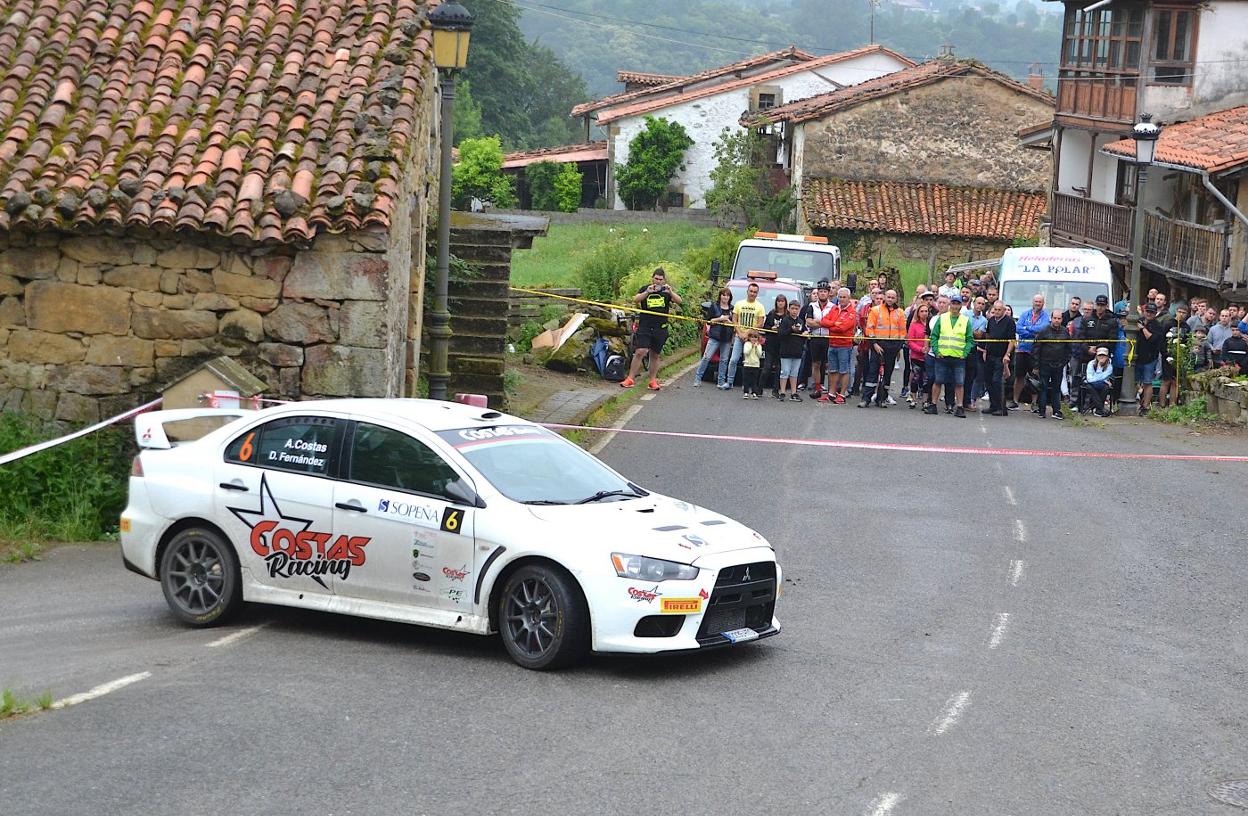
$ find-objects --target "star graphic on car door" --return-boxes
[227,473,323,588]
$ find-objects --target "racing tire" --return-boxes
[497,564,589,670]
[159,527,242,627]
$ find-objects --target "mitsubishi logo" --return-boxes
[742,566,752,582]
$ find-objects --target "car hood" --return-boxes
[526,493,770,562]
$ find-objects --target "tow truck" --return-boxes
[729,231,842,292]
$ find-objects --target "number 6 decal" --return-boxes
[440,508,464,534]
[238,432,255,462]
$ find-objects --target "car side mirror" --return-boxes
[445,480,485,509]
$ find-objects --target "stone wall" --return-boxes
[0,227,410,424]
[800,77,1052,193]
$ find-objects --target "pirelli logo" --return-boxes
[660,597,703,614]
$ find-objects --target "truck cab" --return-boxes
[730,232,841,291]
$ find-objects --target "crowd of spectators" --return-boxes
[688,270,1248,419]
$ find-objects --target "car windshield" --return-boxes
[732,245,835,285]
[1001,280,1110,318]
[436,425,640,505]
[728,281,804,312]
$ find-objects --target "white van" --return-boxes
[997,248,1115,316]
[731,232,841,289]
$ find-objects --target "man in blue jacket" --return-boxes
[1010,293,1049,410]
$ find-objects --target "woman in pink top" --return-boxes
[906,303,931,407]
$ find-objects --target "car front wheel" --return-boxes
[159,527,242,626]
[498,564,589,670]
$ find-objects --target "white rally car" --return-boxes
[120,399,780,669]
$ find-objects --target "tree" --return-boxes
[705,128,795,230]
[526,161,583,212]
[451,136,517,209]
[615,117,693,211]
[451,80,484,145]
[458,0,588,149]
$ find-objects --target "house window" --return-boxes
[1115,162,1138,206]
[757,92,777,110]
[1150,7,1196,85]
[1061,5,1143,71]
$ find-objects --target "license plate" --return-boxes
[721,627,758,643]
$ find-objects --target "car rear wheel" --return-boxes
[159,527,242,626]
[498,564,589,670]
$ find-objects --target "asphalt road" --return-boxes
[2,375,1247,816]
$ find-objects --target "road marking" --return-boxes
[640,393,656,401]
[1003,485,1017,506]
[931,690,972,735]
[867,792,903,816]
[207,623,267,648]
[1014,519,1027,543]
[51,672,151,710]
[588,404,644,456]
[988,613,1010,649]
[1009,559,1025,587]
[980,425,987,434]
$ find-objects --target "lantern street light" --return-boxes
[1119,113,1161,416]
[426,2,474,401]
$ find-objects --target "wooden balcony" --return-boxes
[1056,73,1138,125]
[1142,212,1227,286]
[1051,192,1132,254]
[1053,192,1235,287]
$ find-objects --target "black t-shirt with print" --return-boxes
[636,285,673,331]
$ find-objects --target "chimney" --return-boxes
[938,43,956,59]
[1028,63,1045,91]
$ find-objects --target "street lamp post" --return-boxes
[1118,114,1161,416]
[426,2,474,401]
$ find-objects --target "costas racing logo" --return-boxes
[627,585,661,603]
[229,474,369,588]
[442,564,469,581]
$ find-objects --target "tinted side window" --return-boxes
[224,416,340,476]
[349,423,460,499]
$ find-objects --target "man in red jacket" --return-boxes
[820,286,860,404]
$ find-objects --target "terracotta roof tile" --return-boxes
[571,45,819,118]
[0,0,437,245]
[596,45,916,125]
[746,59,1054,126]
[616,70,687,87]
[501,141,608,169]
[1101,105,1248,174]
[803,178,1046,241]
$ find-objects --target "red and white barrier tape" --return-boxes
[542,422,1248,464]
[0,397,163,467]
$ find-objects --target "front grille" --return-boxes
[634,615,684,638]
[697,561,776,644]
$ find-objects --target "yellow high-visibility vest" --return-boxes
[936,312,971,359]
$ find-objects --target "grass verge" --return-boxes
[511,221,720,288]
[1148,396,1218,427]
[1,688,53,719]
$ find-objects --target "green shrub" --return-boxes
[0,412,133,544]
[576,232,653,302]
[527,160,582,213]
[620,260,708,352]
[1150,396,1214,425]
[451,135,517,209]
[615,117,693,211]
[681,228,751,281]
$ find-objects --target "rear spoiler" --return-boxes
[135,408,252,450]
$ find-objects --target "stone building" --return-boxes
[745,59,1055,265]
[572,46,914,210]
[0,0,439,423]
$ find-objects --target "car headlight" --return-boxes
[610,553,698,582]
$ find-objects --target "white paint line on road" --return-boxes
[1014,519,1027,543]
[639,393,656,401]
[980,425,987,434]
[1003,485,1017,506]
[1009,559,1025,587]
[931,690,972,735]
[207,623,267,648]
[51,671,151,710]
[988,613,1011,649]
[588,404,644,456]
[867,792,904,816]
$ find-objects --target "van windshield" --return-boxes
[1001,280,1110,317]
[727,280,805,312]
[733,246,836,285]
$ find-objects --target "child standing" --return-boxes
[777,300,806,402]
[741,330,764,399]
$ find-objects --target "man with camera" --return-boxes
[621,267,683,390]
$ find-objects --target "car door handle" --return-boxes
[219,481,249,492]
[335,501,368,513]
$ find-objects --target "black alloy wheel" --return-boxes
[159,527,242,626]
[498,565,589,670]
